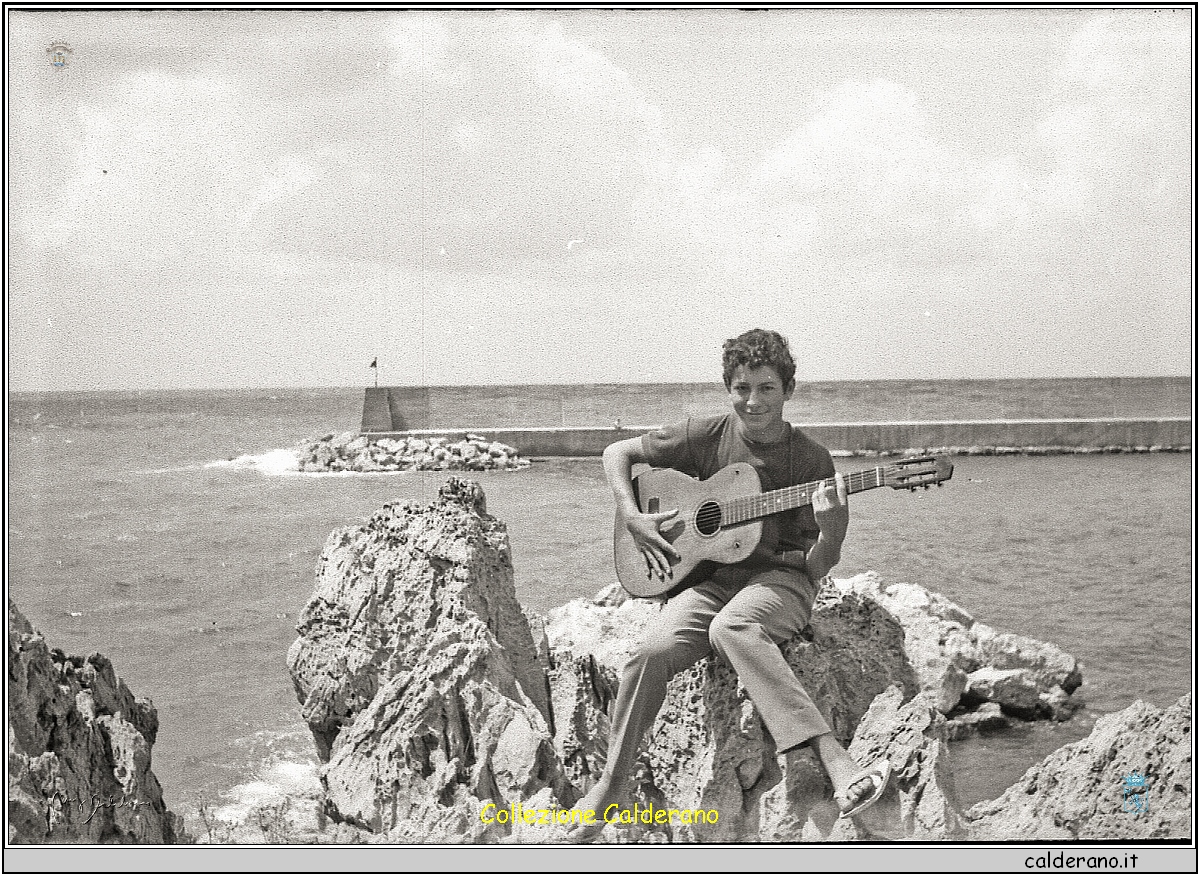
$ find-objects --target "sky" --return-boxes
[6,7,1194,390]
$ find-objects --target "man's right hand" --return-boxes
[623,508,680,581]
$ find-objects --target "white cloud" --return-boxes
[6,10,1191,388]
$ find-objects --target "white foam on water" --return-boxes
[205,448,301,476]
[212,757,321,824]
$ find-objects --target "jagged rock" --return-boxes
[7,600,185,844]
[826,687,967,841]
[968,695,1191,840]
[590,581,630,608]
[834,573,1082,718]
[288,485,1127,845]
[971,627,1082,694]
[545,653,618,793]
[964,667,1042,719]
[942,626,981,672]
[1039,685,1080,722]
[546,580,924,842]
[833,573,971,713]
[945,702,1011,741]
[541,586,661,672]
[286,478,569,839]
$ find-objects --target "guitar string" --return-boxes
[693,460,944,528]
[707,467,885,527]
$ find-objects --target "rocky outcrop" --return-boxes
[834,573,1082,732]
[541,574,941,842]
[544,653,618,794]
[968,695,1191,840]
[295,431,530,474]
[286,478,568,841]
[826,687,967,841]
[7,600,185,844]
[286,478,1184,844]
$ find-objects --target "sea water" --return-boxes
[5,380,1192,829]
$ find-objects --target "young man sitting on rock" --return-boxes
[570,328,890,840]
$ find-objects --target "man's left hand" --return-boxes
[813,472,849,543]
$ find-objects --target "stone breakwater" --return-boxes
[295,431,531,473]
[284,478,1191,843]
[7,600,186,844]
[839,444,1190,458]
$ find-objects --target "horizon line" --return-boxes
[6,373,1193,396]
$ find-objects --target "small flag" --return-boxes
[369,358,377,369]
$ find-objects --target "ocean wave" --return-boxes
[190,754,325,842]
[205,448,301,476]
[207,446,423,478]
[212,757,321,824]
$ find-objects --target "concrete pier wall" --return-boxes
[360,387,430,432]
[362,417,1191,457]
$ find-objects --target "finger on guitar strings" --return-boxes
[642,547,668,581]
[656,536,681,563]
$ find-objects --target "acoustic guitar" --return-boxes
[614,455,954,598]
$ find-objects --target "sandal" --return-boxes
[835,758,892,819]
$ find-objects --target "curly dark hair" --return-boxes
[721,329,796,389]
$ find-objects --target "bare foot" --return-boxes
[834,759,891,819]
[565,775,624,843]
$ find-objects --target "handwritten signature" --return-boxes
[47,789,152,827]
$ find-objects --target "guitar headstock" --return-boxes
[882,455,954,491]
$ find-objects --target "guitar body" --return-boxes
[612,453,953,599]
[614,463,764,598]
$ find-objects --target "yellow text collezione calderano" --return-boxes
[479,801,719,827]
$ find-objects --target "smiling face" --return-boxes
[727,364,794,442]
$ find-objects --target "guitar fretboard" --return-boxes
[722,467,885,525]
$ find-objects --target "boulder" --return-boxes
[971,627,1082,693]
[545,579,929,842]
[7,600,185,844]
[291,434,530,474]
[1039,685,1080,722]
[286,478,569,840]
[545,653,618,793]
[825,687,967,841]
[284,483,1130,845]
[964,667,1042,719]
[968,695,1191,840]
[832,574,972,713]
[833,573,1082,718]
[945,702,1011,741]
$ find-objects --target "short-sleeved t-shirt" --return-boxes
[640,414,836,563]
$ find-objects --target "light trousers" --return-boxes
[603,563,833,787]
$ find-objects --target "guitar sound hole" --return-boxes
[694,500,722,536]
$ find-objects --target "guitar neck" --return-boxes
[723,467,886,525]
